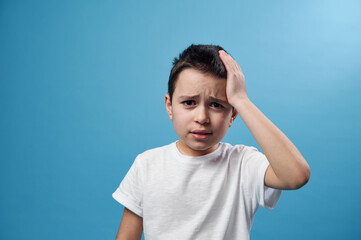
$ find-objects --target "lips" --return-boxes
[191,130,212,134]
[190,130,212,140]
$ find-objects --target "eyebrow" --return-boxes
[178,95,230,106]
[209,96,230,107]
[178,95,199,100]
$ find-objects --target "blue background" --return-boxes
[1,0,361,239]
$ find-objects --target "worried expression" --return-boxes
[165,68,237,156]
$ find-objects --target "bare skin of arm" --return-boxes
[115,207,143,240]
[219,50,310,190]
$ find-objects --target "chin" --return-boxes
[189,141,218,151]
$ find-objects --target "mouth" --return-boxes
[190,130,212,140]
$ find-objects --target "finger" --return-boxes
[218,50,233,72]
[225,56,239,74]
[225,53,239,71]
[219,51,243,74]
[219,51,237,70]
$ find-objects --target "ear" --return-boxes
[165,93,173,120]
[229,109,238,127]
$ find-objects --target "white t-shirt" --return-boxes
[113,142,281,240]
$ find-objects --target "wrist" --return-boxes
[231,96,252,113]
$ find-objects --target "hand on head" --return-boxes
[218,50,248,106]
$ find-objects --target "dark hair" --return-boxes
[168,44,227,102]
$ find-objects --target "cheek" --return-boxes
[173,107,189,120]
[172,109,188,127]
[214,113,232,129]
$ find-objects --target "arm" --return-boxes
[219,50,310,190]
[115,207,143,240]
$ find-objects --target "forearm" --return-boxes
[234,97,310,188]
[218,49,310,189]
[116,208,143,240]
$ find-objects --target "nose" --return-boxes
[194,105,210,125]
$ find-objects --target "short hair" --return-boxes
[168,44,228,102]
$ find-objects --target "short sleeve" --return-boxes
[242,146,281,209]
[112,156,144,217]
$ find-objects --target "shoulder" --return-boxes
[130,143,176,176]
[139,142,174,157]
[220,142,266,170]
[220,142,260,158]
[135,142,175,163]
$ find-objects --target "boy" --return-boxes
[112,44,310,240]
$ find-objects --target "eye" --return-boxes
[210,102,224,109]
[183,100,196,106]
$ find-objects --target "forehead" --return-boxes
[174,68,227,99]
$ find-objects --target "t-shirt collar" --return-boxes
[172,141,224,165]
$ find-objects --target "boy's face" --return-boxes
[165,68,237,156]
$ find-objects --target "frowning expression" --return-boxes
[165,68,237,156]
